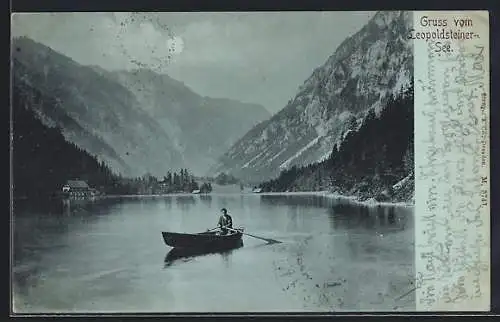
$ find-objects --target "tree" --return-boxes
[190,179,199,191]
[173,172,180,190]
[166,171,172,186]
[256,82,414,199]
[403,145,414,176]
[12,81,126,199]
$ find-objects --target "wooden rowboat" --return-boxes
[161,227,244,250]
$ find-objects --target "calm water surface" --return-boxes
[13,193,415,312]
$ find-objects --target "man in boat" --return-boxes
[217,208,233,235]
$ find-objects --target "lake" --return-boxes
[12,193,415,313]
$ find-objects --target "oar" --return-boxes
[225,227,281,244]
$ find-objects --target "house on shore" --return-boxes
[62,180,99,198]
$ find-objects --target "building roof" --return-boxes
[66,180,89,189]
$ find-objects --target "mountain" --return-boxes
[93,68,270,175]
[11,36,270,178]
[12,82,128,199]
[260,85,414,203]
[210,11,413,182]
[12,36,185,178]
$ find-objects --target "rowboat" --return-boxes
[161,227,244,250]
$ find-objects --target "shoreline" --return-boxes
[104,190,414,208]
[322,192,414,208]
[13,191,414,208]
[256,191,414,208]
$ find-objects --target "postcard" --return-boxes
[10,10,490,314]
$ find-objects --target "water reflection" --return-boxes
[162,197,173,210]
[388,207,396,225]
[260,195,331,208]
[328,202,410,235]
[175,195,197,212]
[15,197,119,225]
[13,194,414,312]
[215,196,236,211]
[285,205,299,232]
[220,250,232,268]
[239,195,245,209]
[199,195,212,207]
[13,197,118,296]
[15,199,106,236]
[163,241,244,268]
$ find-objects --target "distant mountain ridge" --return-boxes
[11,36,270,177]
[260,85,414,203]
[13,70,131,174]
[211,11,413,182]
[12,36,185,178]
[97,68,270,174]
[12,81,129,199]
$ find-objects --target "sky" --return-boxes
[11,12,375,113]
